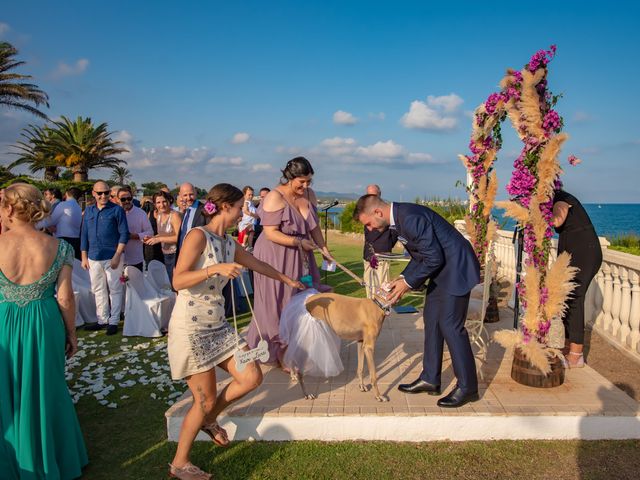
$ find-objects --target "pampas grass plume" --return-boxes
[496,200,529,224]
[544,252,579,320]
[523,265,541,332]
[483,171,498,217]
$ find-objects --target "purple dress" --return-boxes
[247,197,323,364]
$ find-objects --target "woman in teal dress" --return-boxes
[0,183,88,479]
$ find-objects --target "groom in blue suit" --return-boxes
[354,194,480,407]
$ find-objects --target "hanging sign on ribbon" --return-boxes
[234,339,269,371]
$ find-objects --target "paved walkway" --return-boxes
[166,305,640,441]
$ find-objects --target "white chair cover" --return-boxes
[71,259,97,326]
[122,266,175,337]
[146,260,173,293]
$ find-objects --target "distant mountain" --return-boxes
[315,191,359,202]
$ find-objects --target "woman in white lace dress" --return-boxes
[167,183,304,480]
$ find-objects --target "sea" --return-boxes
[324,203,640,239]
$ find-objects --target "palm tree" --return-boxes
[8,124,59,180]
[110,165,132,185]
[0,42,49,119]
[47,116,128,182]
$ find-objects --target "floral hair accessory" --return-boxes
[204,201,217,215]
[568,155,581,166]
[367,243,378,269]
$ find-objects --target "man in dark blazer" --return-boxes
[175,182,208,259]
[354,194,480,407]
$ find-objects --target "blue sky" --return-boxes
[1,1,639,202]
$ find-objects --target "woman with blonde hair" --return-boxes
[0,183,87,478]
[167,183,304,479]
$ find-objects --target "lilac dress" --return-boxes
[247,196,323,364]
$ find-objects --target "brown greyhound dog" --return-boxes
[290,291,390,402]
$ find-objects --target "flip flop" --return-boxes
[201,421,230,447]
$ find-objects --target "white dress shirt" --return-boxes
[123,206,154,265]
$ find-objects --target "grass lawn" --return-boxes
[71,231,640,479]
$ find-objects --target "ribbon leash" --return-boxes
[316,248,365,286]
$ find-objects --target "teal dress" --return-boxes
[0,240,88,479]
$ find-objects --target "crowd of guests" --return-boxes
[0,154,604,479]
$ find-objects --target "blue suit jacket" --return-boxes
[393,203,480,296]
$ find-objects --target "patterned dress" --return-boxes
[0,240,88,479]
[168,228,245,380]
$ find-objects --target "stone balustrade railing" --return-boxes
[453,220,640,361]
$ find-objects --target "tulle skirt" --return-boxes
[279,289,344,378]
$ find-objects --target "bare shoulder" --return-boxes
[263,189,285,212]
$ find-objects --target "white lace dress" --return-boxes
[168,228,245,380]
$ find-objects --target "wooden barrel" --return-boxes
[484,296,500,323]
[511,347,565,388]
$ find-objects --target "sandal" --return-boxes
[201,421,230,447]
[169,462,212,480]
[565,351,584,369]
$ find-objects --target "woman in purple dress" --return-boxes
[248,157,332,368]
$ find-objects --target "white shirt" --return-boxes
[36,198,82,238]
[238,200,257,231]
[389,202,396,229]
[123,206,154,265]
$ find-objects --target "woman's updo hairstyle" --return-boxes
[206,183,243,216]
[1,182,51,224]
[280,156,314,184]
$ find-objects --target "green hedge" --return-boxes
[339,202,363,234]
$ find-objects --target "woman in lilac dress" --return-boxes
[248,157,332,367]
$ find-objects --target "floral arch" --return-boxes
[459,46,577,372]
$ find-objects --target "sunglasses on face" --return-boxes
[119,197,133,203]
[94,191,110,196]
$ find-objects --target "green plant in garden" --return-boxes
[8,124,59,180]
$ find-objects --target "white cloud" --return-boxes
[407,152,436,164]
[275,145,302,155]
[231,132,250,144]
[51,58,89,79]
[251,163,274,172]
[333,110,358,125]
[573,111,593,123]
[356,140,404,159]
[426,93,463,113]
[311,137,441,167]
[401,93,463,131]
[0,23,10,37]
[320,136,357,156]
[369,112,386,120]
[207,156,244,166]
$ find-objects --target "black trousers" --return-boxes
[559,235,603,344]
[421,282,478,394]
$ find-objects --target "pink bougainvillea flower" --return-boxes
[568,155,581,166]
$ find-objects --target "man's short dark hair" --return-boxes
[65,187,81,199]
[118,185,133,196]
[259,187,270,194]
[45,188,62,200]
[352,194,384,221]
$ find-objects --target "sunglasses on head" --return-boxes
[94,191,110,196]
